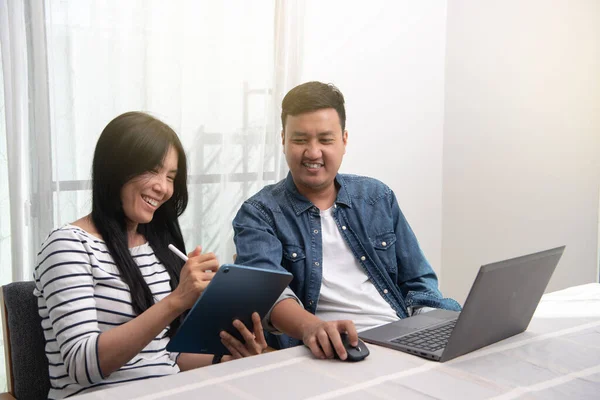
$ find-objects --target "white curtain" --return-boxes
[1,0,52,284]
[0,0,305,283]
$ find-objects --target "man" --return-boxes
[233,81,460,361]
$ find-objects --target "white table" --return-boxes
[77,283,600,399]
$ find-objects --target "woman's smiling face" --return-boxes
[120,145,178,227]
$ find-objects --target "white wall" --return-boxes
[442,0,600,303]
[300,1,448,274]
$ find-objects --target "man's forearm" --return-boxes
[270,298,321,340]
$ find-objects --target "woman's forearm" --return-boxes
[97,293,184,376]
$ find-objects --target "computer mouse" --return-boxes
[334,333,370,362]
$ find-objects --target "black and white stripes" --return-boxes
[33,225,179,399]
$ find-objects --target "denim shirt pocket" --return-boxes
[371,232,398,275]
[282,245,306,263]
[281,245,306,296]
[282,245,306,273]
[405,290,462,312]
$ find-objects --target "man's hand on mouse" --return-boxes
[300,319,359,360]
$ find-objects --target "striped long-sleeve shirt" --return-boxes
[33,225,180,399]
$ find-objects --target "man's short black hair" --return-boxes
[281,81,346,132]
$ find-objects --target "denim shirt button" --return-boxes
[314,262,320,267]
[292,253,297,258]
[383,289,389,294]
[382,241,387,246]
[309,300,314,306]
[341,226,347,230]
[313,229,319,234]
[360,256,366,261]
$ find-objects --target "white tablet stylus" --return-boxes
[168,244,188,262]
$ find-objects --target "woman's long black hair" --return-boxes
[91,111,188,336]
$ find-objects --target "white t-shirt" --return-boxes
[316,207,400,332]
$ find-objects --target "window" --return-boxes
[46,0,280,260]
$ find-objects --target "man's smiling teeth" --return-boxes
[142,195,159,207]
[303,162,323,168]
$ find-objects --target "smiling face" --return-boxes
[282,108,348,201]
[120,145,178,229]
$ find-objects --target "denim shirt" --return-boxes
[233,173,461,348]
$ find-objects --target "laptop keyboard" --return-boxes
[391,320,457,352]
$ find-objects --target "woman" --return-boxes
[34,112,266,399]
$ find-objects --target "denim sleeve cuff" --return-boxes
[263,287,303,333]
[405,290,462,312]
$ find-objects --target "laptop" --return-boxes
[359,246,565,362]
[167,264,292,355]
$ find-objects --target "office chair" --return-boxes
[0,281,50,400]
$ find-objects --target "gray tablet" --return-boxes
[166,264,293,355]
